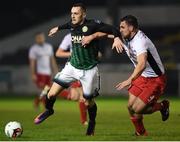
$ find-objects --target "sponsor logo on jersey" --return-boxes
[82,26,88,32]
[72,35,84,43]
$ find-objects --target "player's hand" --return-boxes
[82,35,94,47]
[112,37,124,53]
[32,74,37,82]
[115,79,132,90]
[48,27,59,37]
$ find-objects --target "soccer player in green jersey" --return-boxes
[34,3,123,136]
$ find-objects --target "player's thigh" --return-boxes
[36,74,46,89]
[132,81,161,113]
[44,75,51,86]
[70,88,80,101]
[80,66,100,97]
[77,87,86,103]
[128,76,145,102]
[138,80,162,105]
[128,93,138,108]
[69,82,82,101]
[48,82,64,98]
[54,62,77,88]
[132,97,146,114]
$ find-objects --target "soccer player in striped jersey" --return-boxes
[34,3,123,136]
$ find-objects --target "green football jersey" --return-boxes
[59,19,120,70]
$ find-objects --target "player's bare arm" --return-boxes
[48,26,59,37]
[29,58,37,82]
[82,32,108,46]
[56,48,71,58]
[82,32,115,46]
[93,21,124,52]
[51,56,59,74]
[116,52,147,90]
[82,32,124,53]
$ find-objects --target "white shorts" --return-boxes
[54,62,100,98]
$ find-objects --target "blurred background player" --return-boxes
[56,33,87,125]
[29,32,58,109]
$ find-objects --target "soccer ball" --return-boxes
[5,121,23,138]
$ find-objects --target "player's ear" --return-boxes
[83,12,86,18]
[129,25,133,32]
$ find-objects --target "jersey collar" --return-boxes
[127,30,139,42]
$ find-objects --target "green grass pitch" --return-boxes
[0,96,180,141]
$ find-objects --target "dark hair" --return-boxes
[121,15,138,29]
[72,3,86,13]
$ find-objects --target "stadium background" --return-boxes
[0,0,180,96]
[0,0,180,141]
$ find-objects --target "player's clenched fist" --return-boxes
[48,26,59,37]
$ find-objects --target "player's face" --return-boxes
[120,21,132,39]
[71,7,85,25]
[35,33,45,45]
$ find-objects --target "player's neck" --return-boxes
[37,43,44,46]
[79,18,85,25]
[129,29,138,41]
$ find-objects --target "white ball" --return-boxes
[5,121,23,138]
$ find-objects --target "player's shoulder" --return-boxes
[86,19,102,24]
[130,31,149,51]
[30,44,38,51]
[135,30,148,41]
[64,33,71,39]
[132,31,147,44]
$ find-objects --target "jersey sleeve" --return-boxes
[134,39,147,56]
[92,20,121,38]
[58,33,72,50]
[29,47,37,59]
[58,21,71,30]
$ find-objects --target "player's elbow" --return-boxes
[55,51,61,57]
[140,63,146,71]
[137,62,146,72]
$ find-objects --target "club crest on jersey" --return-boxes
[82,26,88,33]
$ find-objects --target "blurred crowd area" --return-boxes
[0,0,180,95]
[0,0,180,65]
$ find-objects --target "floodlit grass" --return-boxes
[0,96,180,141]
